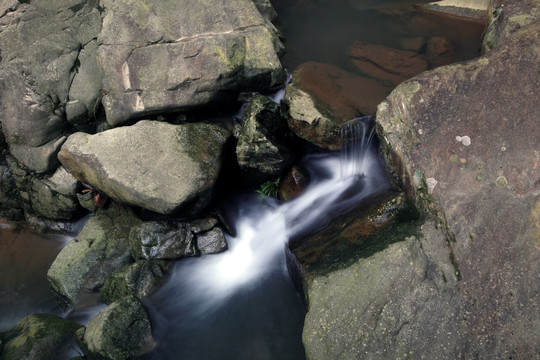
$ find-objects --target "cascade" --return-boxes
[145,116,390,359]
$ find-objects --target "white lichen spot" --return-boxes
[418,129,424,135]
[456,135,471,146]
[501,146,507,152]
[426,178,438,194]
[122,62,132,91]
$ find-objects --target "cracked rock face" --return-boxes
[97,0,286,126]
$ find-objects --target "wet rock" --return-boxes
[235,95,294,184]
[100,260,170,304]
[0,1,102,172]
[47,203,139,308]
[348,41,428,86]
[0,314,81,360]
[426,36,455,67]
[129,221,197,260]
[0,164,22,220]
[370,12,540,359]
[196,227,228,255]
[285,62,389,150]
[290,191,409,264]
[58,121,230,216]
[76,295,155,360]
[279,166,309,201]
[97,0,285,126]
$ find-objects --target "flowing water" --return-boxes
[144,116,390,359]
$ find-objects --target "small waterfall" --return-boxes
[340,116,376,179]
[146,116,390,359]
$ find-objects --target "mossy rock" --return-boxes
[0,314,81,360]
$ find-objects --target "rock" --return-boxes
[398,36,426,52]
[76,296,155,360]
[303,222,461,360]
[47,203,139,308]
[235,95,294,184]
[285,62,389,150]
[348,41,429,86]
[58,120,230,216]
[129,221,197,260]
[0,1,102,172]
[0,314,81,360]
[97,0,286,126]
[100,260,170,304]
[290,191,410,264]
[370,13,540,359]
[279,166,309,201]
[196,227,228,255]
[0,164,22,220]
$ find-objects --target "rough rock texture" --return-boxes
[0,0,102,172]
[47,203,139,308]
[0,314,81,360]
[235,95,294,184]
[97,0,286,126]
[285,62,390,150]
[304,3,540,359]
[58,120,230,215]
[76,295,155,360]
[100,260,170,304]
[129,221,197,260]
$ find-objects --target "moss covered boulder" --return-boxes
[0,314,81,360]
[76,296,155,360]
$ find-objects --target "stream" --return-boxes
[0,1,486,359]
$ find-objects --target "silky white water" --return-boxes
[146,116,390,359]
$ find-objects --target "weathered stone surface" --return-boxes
[279,166,309,201]
[8,137,66,174]
[285,62,389,150]
[97,0,286,126]
[129,221,197,260]
[0,0,102,172]
[76,295,155,360]
[235,95,294,184]
[0,314,81,360]
[100,260,170,304]
[47,203,139,308]
[58,121,230,215]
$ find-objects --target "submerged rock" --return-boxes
[47,203,139,308]
[58,121,230,216]
[0,314,81,360]
[97,0,286,126]
[285,62,389,150]
[76,295,155,360]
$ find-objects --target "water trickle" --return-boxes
[340,116,376,179]
[146,117,390,359]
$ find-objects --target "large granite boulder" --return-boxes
[0,314,81,360]
[58,121,230,216]
[97,0,286,126]
[76,295,155,360]
[303,3,540,359]
[0,0,102,172]
[47,203,139,308]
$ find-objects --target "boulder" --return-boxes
[0,0,102,172]
[58,120,230,216]
[279,166,309,201]
[100,260,170,304]
[76,295,155,360]
[303,7,540,359]
[47,203,139,308]
[0,314,81,360]
[97,0,286,126]
[284,62,389,150]
[196,227,228,255]
[235,95,294,184]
